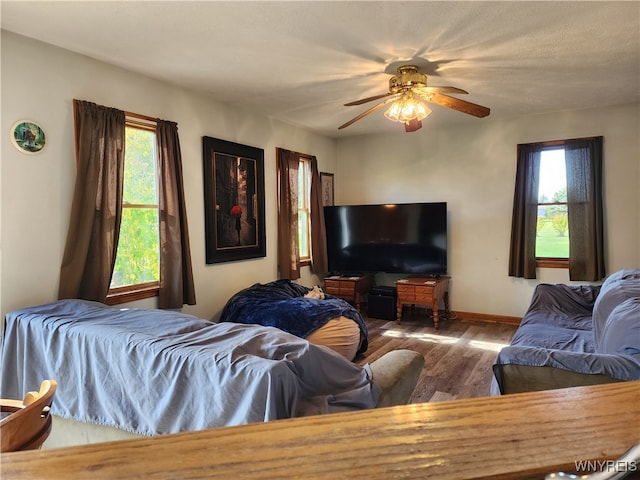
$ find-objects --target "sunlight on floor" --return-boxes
[383,330,458,345]
[468,339,507,353]
[382,329,508,352]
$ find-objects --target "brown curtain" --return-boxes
[309,156,328,273]
[156,120,196,308]
[58,100,125,301]
[508,144,541,279]
[565,137,605,281]
[276,148,300,279]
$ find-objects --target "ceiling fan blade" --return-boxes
[416,86,468,95]
[426,93,490,118]
[344,92,395,106]
[338,96,399,129]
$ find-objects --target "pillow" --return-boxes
[305,317,362,362]
[592,269,640,347]
[597,298,640,355]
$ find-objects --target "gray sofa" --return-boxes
[492,269,640,394]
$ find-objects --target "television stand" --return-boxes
[395,276,450,329]
[324,274,374,312]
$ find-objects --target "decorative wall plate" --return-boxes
[11,120,46,154]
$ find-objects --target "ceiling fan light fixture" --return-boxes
[384,94,431,124]
[339,63,489,131]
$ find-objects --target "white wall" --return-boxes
[337,103,640,317]
[1,31,335,321]
[2,31,639,322]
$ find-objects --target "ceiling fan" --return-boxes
[338,65,490,132]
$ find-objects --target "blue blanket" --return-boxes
[1,299,380,436]
[220,279,369,356]
[491,283,640,394]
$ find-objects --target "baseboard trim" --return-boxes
[454,311,522,325]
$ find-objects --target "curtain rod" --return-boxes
[125,110,159,123]
[276,147,313,159]
[74,99,162,124]
[520,135,603,147]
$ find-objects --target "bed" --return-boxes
[1,299,424,449]
[220,279,368,361]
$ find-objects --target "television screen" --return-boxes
[323,202,447,275]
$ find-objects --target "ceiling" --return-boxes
[2,1,639,138]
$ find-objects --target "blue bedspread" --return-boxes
[491,283,640,394]
[1,299,380,436]
[220,279,369,355]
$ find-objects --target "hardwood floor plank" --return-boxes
[358,314,518,403]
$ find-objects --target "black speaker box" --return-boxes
[367,286,397,320]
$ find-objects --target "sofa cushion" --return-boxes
[592,269,640,349]
[598,298,640,355]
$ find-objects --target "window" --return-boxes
[509,136,604,280]
[297,157,312,264]
[276,147,328,278]
[536,148,569,265]
[60,100,194,308]
[108,120,160,303]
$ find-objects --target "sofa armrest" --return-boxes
[493,364,622,394]
[369,350,425,408]
[492,345,640,394]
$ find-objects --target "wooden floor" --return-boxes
[356,308,519,403]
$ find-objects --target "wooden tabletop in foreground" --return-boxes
[2,382,639,479]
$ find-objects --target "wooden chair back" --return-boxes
[0,379,57,452]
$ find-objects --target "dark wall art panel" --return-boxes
[203,137,265,264]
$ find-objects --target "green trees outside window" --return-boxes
[297,158,311,260]
[535,149,569,258]
[110,126,160,289]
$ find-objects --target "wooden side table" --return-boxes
[324,275,374,311]
[396,277,450,328]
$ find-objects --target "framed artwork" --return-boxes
[11,120,46,154]
[321,172,334,206]
[203,136,266,264]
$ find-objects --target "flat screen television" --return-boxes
[324,202,447,276]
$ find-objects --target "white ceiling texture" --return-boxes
[2,1,639,137]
